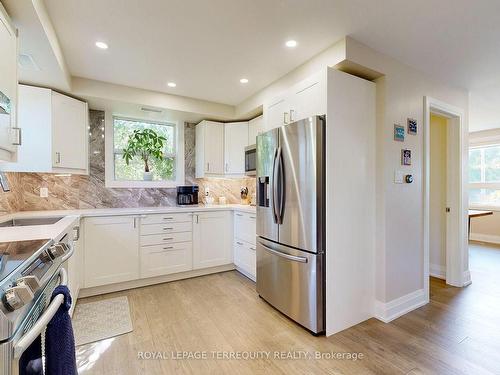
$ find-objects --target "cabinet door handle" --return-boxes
[162,237,173,241]
[207,162,210,172]
[163,217,174,220]
[11,127,22,146]
[249,216,256,219]
[283,112,289,125]
[236,241,244,245]
[289,109,295,122]
[225,162,229,172]
[163,246,174,250]
[195,214,199,224]
[236,213,243,217]
[250,247,256,251]
[162,227,173,230]
[55,152,61,164]
[133,217,137,229]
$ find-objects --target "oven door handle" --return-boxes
[60,242,75,263]
[13,268,68,360]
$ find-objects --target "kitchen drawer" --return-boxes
[141,212,192,225]
[140,242,193,278]
[234,211,256,245]
[140,231,192,246]
[141,221,192,236]
[234,239,256,280]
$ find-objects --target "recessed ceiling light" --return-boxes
[167,82,177,87]
[95,41,108,49]
[285,40,297,48]
[240,78,249,84]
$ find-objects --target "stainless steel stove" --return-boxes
[0,229,75,375]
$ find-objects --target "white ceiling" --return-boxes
[2,0,70,91]
[6,0,500,129]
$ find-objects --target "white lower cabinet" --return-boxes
[84,216,139,288]
[81,209,255,292]
[233,211,256,280]
[192,211,232,269]
[140,242,193,278]
[140,213,193,278]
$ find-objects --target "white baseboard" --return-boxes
[463,270,472,286]
[429,263,446,280]
[374,289,427,323]
[469,233,500,245]
[79,264,236,298]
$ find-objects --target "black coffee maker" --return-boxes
[177,185,199,205]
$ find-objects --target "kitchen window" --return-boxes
[106,116,184,188]
[469,144,500,207]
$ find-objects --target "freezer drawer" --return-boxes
[256,238,324,334]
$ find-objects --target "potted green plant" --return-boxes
[122,128,166,181]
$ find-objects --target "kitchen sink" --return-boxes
[0,216,64,227]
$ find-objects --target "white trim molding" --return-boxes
[469,233,500,245]
[374,289,427,323]
[423,96,468,298]
[429,263,446,280]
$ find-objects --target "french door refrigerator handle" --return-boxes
[260,243,308,263]
[272,147,279,223]
[277,146,284,224]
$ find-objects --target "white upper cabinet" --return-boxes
[224,121,248,175]
[51,91,88,170]
[263,69,327,131]
[196,120,248,177]
[196,120,224,178]
[248,115,263,146]
[0,5,18,162]
[1,85,89,174]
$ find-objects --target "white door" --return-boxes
[192,211,232,269]
[0,9,17,160]
[84,216,140,287]
[52,91,88,170]
[290,72,326,122]
[248,115,263,146]
[224,122,248,174]
[1,85,52,172]
[264,96,288,131]
[204,121,224,174]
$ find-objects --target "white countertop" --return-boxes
[0,204,256,242]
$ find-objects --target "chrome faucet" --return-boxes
[0,172,10,192]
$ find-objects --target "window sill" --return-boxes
[105,180,182,189]
[469,204,500,212]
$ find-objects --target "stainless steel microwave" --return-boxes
[245,144,256,176]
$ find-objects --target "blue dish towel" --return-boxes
[45,285,77,375]
[19,335,43,375]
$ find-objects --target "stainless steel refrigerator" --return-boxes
[256,115,325,334]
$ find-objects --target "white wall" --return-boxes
[72,77,236,120]
[429,114,448,279]
[345,37,469,304]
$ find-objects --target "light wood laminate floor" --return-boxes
[76,244,500,375]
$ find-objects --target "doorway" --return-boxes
[424,97,468,302]
[429,114,448,281]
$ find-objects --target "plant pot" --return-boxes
[143,171,153,181]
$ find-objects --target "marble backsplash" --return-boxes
[0,110,255,213]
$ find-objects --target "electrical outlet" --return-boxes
[40,187,49,198]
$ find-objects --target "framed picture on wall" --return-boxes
[407,118,417,135]
[394,124,405,142]
[401,149,412,166]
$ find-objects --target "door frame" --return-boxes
[423,96,468,301]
